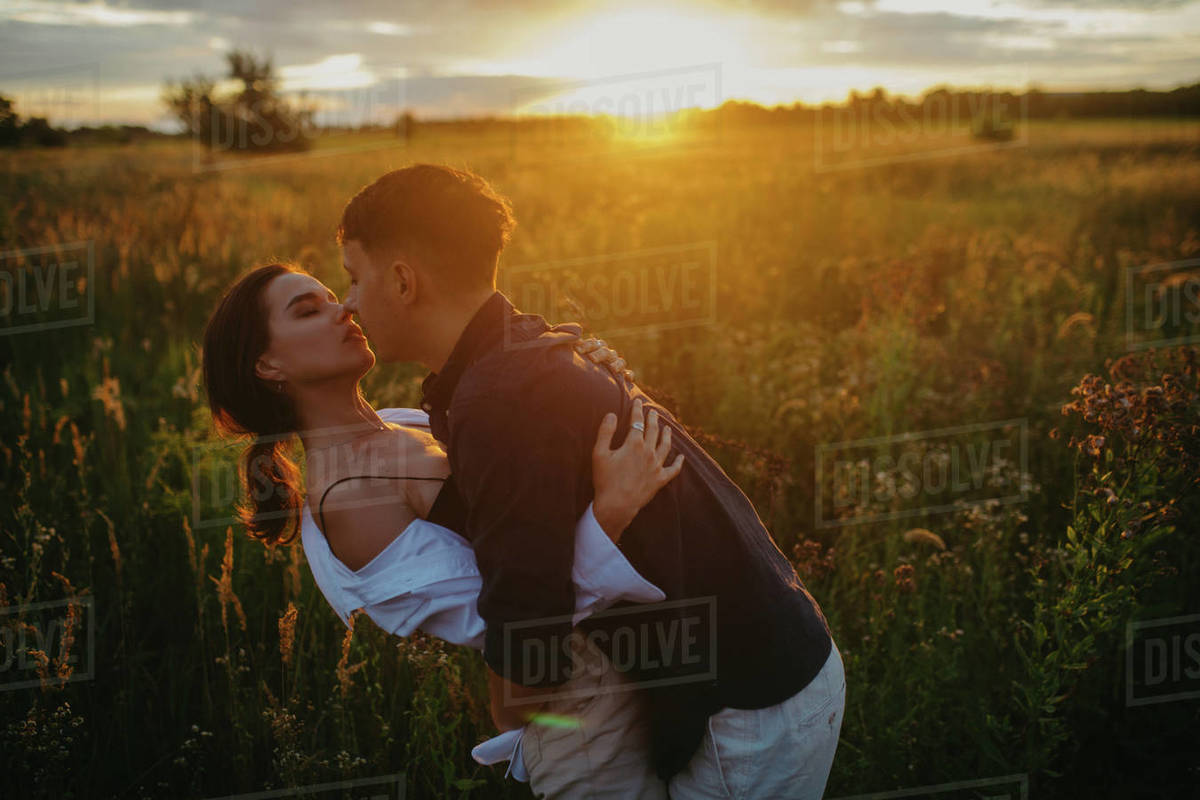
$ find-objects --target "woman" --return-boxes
[201,263,682,787]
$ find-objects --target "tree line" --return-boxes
[703,81,1200,127]
[4,60,1197,151]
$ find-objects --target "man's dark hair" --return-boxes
[337,164,516,291]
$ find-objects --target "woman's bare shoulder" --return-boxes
[308,426,442,490]
[303,425,449,566]
[377,423,449,476]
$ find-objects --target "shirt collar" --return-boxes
[419,291,587,448]
[420,290,511,415]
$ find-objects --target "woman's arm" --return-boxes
[313,393,680,635]
[317,477,418,572]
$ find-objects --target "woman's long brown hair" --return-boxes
[201,263,304,545]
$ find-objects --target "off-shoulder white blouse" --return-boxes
[300,407,664,781]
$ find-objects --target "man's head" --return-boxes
[337,164,516,364]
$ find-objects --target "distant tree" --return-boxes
[163,49,311,155]
[0,93,67,148]
[21,116,67,147]
[395,110,416,140]
[162,74,217,142]
[0,95,19,147]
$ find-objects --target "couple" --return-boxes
[201,164,845,798]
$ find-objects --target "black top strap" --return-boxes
[316,475,447,536]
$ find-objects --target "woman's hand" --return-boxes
[591,398,684,542]
[574,337,634,384]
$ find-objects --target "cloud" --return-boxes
[0,0,1197,125]
[1,0,194,27]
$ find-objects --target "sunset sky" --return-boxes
[1,0,1198,129]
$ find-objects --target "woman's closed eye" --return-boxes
[298,293,339,317]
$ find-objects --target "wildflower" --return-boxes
[336,610,366,697]
[1055,311,1095,340]
[28,646,51,687]
[53,597,81,683]
[183,517,198,576]
[51,415,69,445]
[902,528,946,550]
[209,527,247,634]
[278,602,298,666]
[69,422,86,467]
[90,376,126,431]
[99,511,122,580]
[894,564,916,593]
[791,538,836,580]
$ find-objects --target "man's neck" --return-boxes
[423,288,496,374]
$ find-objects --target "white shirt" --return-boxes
[300,407,665,781]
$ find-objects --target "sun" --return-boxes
[512,4,748,120]
[543,7,746,81]
[504,4,745,145]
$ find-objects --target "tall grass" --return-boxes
[0,119,1197,798]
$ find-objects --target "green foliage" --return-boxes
[0,119,1197,798]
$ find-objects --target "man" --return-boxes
[338,163,845,799]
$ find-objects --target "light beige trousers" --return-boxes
[520,637,669,799]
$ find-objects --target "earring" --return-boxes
[277,381,285,392]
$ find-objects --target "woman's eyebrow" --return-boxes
[285,291,324,310]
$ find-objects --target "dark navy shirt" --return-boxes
[421,291,833,779]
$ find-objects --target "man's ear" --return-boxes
[390,258,421,306]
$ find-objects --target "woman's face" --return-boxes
[255,271,375,389]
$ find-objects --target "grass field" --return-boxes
[1,116,1198,798]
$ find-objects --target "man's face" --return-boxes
[341,239,414,364]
